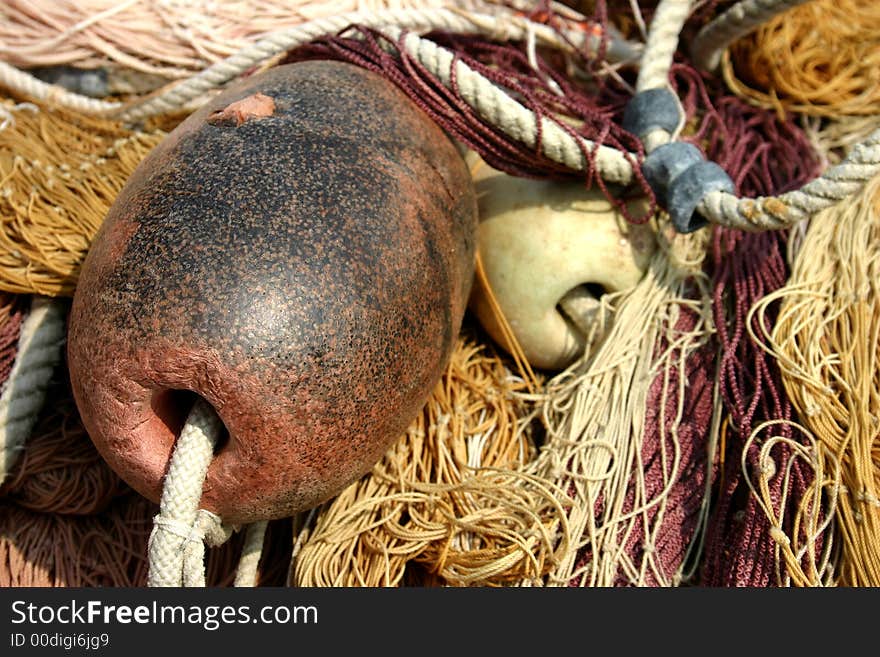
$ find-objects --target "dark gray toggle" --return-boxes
[622,88,681,140]
[642,142,734,233]
[667,161,735,233]
[641,142,703,203]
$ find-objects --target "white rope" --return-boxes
[0,296,66,485]
[691,0,813,72]
[0,61,122,115]
[632,0,692,153]
[234,520,269,587]
[698,127,880,231]
[389,27,638,184]
[635,0,692,94]
[147,397,229,587]
[390,1,880,229]
[182,510,233,588]
[0,5,637,124]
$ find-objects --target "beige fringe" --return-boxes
[0,97,164,296]
[751,174,880,586]
[525,222,716,586]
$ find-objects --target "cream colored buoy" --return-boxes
[468,154,655,371]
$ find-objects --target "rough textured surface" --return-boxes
[68,61,477,524]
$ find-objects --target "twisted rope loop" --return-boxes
[699,127,880,231]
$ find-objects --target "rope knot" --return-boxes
[769,526,790,547]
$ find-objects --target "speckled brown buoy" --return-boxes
[67,61,477,524]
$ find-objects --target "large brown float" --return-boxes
[68,61,477,524]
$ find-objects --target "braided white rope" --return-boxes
[147,398,229,587]
[393,13,880,231]
[691,0,813,72]
[151,0,873,230]
[0,297,66,485]
[147,397,273,587]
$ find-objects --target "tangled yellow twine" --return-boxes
[723,0,880,118]
[0,97,164,296]
[751,174,880,586]
[290,332,571,587]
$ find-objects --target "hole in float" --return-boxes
[583,282,608,299]
[150,389,230,455]
[556,282,607,338]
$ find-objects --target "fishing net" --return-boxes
[290,327,566,587]
[724,0,880,119]
[750,175,880,586]
[0,0,877,588]
[0,99,165,296]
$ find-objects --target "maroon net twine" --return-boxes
[568,304,716,586]
[685,67,824,586]
[0,293,26,390]
[628,308,716,585]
